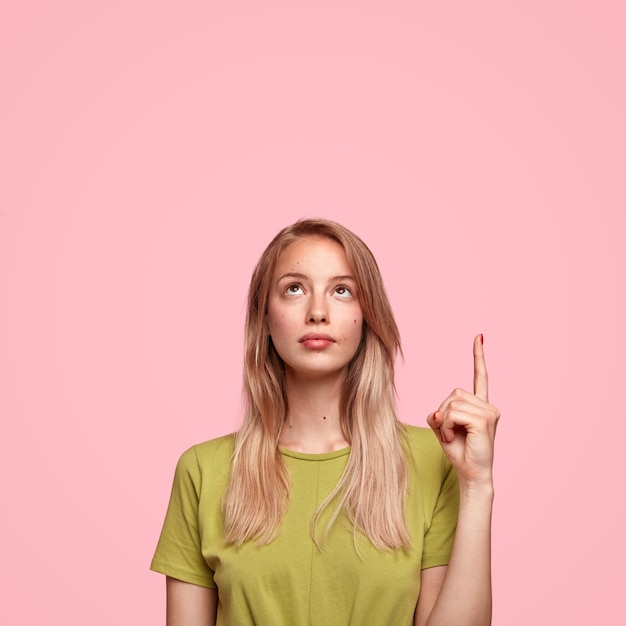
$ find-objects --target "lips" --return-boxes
[299,333,335,342]
[299,333,335,349]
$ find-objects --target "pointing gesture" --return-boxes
[428,334,500,489]
[473,334,489,403]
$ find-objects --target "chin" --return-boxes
[286,362,349,380]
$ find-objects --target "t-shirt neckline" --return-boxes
[279,446,351,461]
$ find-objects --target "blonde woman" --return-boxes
[151,219,499,625]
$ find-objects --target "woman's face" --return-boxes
[267,236,364,381]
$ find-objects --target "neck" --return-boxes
[280,369,350,454]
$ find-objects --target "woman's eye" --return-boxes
[334,285,352,298]
[286,283,303,295]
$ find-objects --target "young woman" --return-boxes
[151,219,500,625]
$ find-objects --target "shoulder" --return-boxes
[403,424,441,456]
[191,433,236,462]
[402,424,451,479]
[175,433,235,480]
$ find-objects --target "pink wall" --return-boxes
[1,1,624,623]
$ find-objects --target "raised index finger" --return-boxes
[473,333,489,402]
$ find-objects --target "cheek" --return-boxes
[266,306,292,336]
[343,314,364,344]
[269,313,287,327]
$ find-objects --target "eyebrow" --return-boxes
[277,272,356,283]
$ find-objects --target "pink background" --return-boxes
[1,1,624,623]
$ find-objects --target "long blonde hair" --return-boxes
[222,218,410,550]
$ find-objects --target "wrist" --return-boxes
[458,479,495,501]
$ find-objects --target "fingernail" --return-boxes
[480,333,484,345]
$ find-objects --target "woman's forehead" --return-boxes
[274,236,353,277]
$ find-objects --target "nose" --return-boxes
[307,293,328,324]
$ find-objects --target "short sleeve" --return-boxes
[150,447,216,588]
[421,455,460,570]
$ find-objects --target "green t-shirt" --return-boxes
[151,425,459,625]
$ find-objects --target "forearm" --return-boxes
[426,483,494,626]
